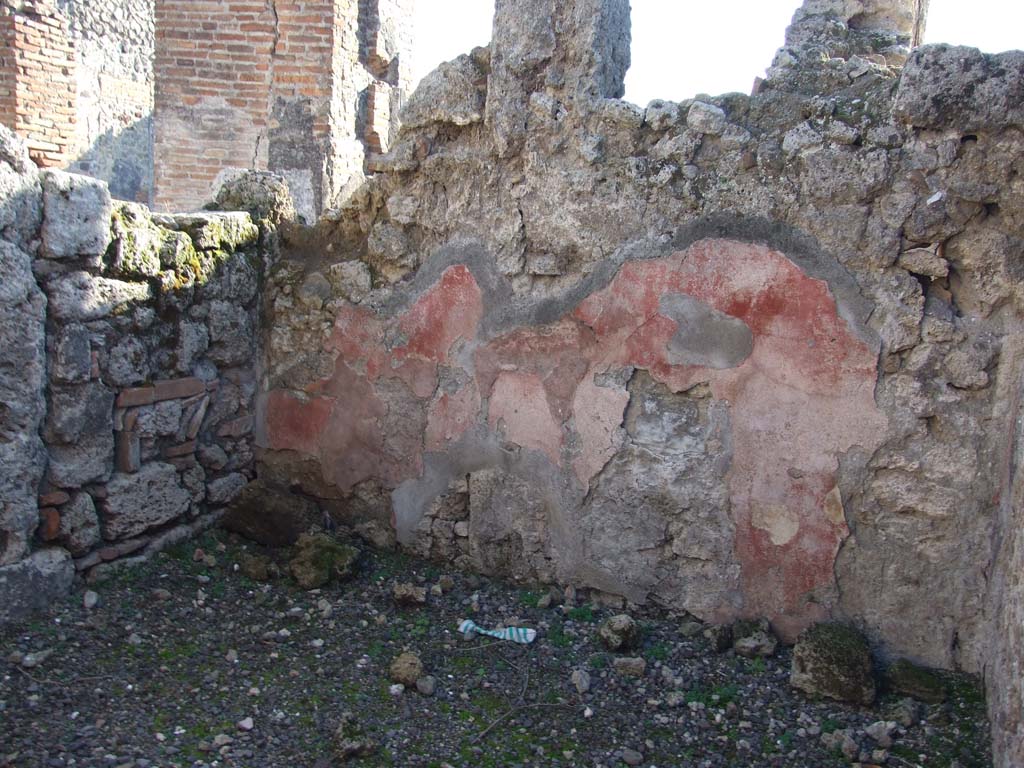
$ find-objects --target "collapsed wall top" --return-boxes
[769,0,931,89]
[487,0,630,155]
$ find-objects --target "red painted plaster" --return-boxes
[264,240,887,636]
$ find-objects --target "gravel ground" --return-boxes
[1,529,992,768]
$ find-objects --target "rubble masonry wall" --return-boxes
[0,124,264,621]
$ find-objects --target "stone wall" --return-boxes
[255,1,1022,762]
[58,0,155,203]
[987,332,1024,767]
[0,0,77,167]
[152,0,414,220]
[0,0,154,199]
[0,124,265,622]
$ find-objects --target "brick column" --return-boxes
[152,0,276,212]
[264,0,335,222]
[0,0,77,167]
[153,0,413,218]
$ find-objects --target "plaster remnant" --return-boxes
[659,293,755,370]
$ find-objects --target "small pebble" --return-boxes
[620,747,644,766]
[571,669,591,694]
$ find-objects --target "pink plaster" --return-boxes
[571,370,630,484]
[396,265,483,361]
[263,389,334,454]
[575,239,886,634]
[487,370,564,465]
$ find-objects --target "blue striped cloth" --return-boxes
[459,619,537,645]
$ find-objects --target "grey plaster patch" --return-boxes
[367,214,878,349]
[390,425,584,563]
[659,294,754,370]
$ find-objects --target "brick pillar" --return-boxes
[0,0,77,167]
[264,0,335,222]
[152,0,276,212]
[152,0,413,218]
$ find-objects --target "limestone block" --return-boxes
[48,433,115,489]
[154,212,258,251]
[175,320,210,374]
[214,170,296,226]
[107,202,164,278]
[895,47,1024,133]
[58,492,100,556]
[105,337,150,388]
[101,462,191,540]
[135,400,184,439]
[45,383,114,445]
[0,241,47,564]
[327,261,372,303]
[686,102,727,136]
[206,472,248,506]
[401,55,486,129]
[643,100,681,132]
[52,324,92,384]
[47,271,152,322]
[0,549,74,626]
[207,301,254,366]
[0,240,39,306]
[41,170,113,259]
[790,622,876,705]
[0,147,41,251]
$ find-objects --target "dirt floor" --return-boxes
[0,528,993,767]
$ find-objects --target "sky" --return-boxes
[412,0,1024,106]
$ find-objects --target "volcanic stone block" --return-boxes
[0,549,74,626]
[41,170,113,259]
[790,622,876,705]
[47,271,151,322]
[221,481,322,547]
[101,462,191,540]
[58,492,100,556]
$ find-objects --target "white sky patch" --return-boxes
[412,0,1024,105]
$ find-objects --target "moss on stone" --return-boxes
[790,621,876,705]
[159,230,198,270]
[181,214,259,251]
[289,533,359,590]
[107,203,163,278]
[885,658,947,703]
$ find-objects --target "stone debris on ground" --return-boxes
[598,614,641,652]
[392,582,428,606]
[0,530,993,767]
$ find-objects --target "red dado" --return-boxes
[265,239,887,637]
